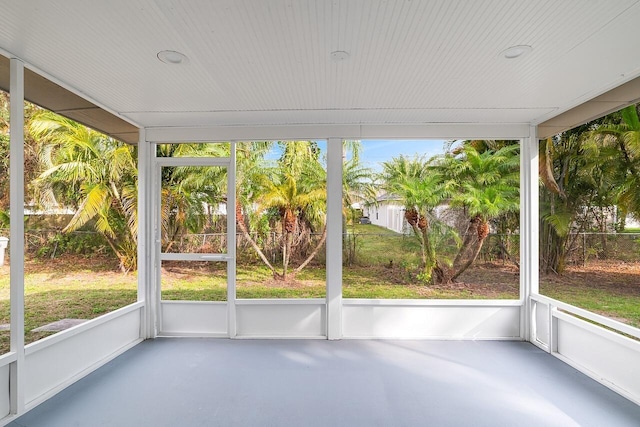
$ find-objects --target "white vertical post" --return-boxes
[152,144,162,337]
[137,128,156,338]
[326,138,342,340]
[520,125,539,341]
[549,304,556,353]
[549,306,558,353]
[9,57,25,414]
[227,142,237,338]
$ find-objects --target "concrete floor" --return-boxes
[8,339,640,427]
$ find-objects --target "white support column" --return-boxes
[227,142,237,338]
[326,138,343,340]
[152,145,162,338]
[520,125,539,341]
[9,57,25,414]
[137,128,156,339]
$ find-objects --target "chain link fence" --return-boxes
[478,234,521,264]
[3,229,638,266]
[565,233,640,265]
[0,229,112,258]
[480,232,640,266]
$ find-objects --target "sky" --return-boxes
[265,139,456,171]
[358,139,449,171]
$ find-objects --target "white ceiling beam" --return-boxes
[145,123,531,142]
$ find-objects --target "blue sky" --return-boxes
[359,139,449,170]
[265,139,454,171]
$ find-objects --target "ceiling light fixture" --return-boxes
[501,45,532,60]
[157,50,189,65]
[330,50,350,62]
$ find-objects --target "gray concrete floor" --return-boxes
[9,339,640,426]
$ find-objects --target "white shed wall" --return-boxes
[368,203,405,234]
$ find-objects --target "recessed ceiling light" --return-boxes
[157,50,189,65]
[501,45,532,59]
[330,51,350,62]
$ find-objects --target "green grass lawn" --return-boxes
[540,280,640,328]
[345,223,422,267]
[0,259,138,353]
[0,227,638,354]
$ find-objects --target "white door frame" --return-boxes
[151,143,237,337]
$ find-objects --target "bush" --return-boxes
[31,231,111,258]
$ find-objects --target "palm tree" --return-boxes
[380,155,431,226]
[234,140,328,280]
[0,94,49,215]
[31,110,137,271]
[157,143,229,249]
[539,117,620,274]
[234,141,279,270]
[591,105,640,223]
[381,155,449,282]
[398,173,449,280]
[270,141,327,279]
[259,172,326,279]
[437,143,520,282]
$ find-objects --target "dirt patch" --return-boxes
[453,262,520,296]
[540,261,640,297]
[161,261,225,279]
[23,255,122,274]
[240,277,323,289]
[454,260,640,298]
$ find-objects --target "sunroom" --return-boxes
[0,1,639,425]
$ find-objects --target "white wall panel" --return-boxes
[236,301,326,338]
[24,308,141,407]
[160,302,228,336]
[556,315,640,404]
[0,364,9,421]
[534,300,549,347]
[343,301,521,339]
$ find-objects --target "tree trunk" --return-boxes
[279,208,299,280]
[540,216,568,275]
[497,237,519,267]
[235,201,277,274]
[404,214,437,283]
[294,225,327,273]
[446,217,490,281]
[407,221,426,269]
[432,263,446,283]
[452,218,479,266]
[405,208,419,227]
[436,217,485,283]
[282,231,292,280]
[451,234,486,282]
[101,233,127,273]
[420,226,437,282]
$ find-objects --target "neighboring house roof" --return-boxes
[376,193,402,203]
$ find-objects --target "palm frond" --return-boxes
[63,183,111,233]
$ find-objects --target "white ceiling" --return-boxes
[1,0,640,131]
